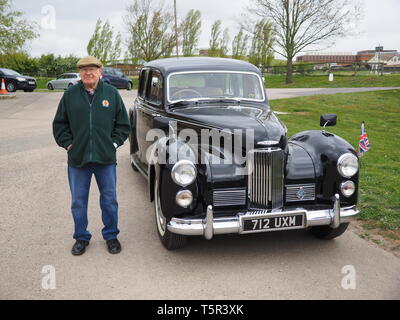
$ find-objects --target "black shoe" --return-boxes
[71,240,90,256]
[106,239,121,254]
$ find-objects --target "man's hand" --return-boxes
[67,144,72,151]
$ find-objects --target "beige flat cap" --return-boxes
[77,56,102,69]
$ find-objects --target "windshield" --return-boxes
[0,68,21,76]
[168,72,265,103]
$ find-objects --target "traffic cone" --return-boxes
[1,78,7,95]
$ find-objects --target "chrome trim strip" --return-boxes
[213,189,247,207]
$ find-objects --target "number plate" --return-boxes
[28,81,35,85]
[241,213,305,234]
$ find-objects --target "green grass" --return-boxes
[266,74,400,88]
[270,90,400,237]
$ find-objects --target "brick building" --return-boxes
[297,52,356,64]
[297,50,399,65]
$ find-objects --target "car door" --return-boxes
[136,68,164,165]
[61,74,70,89]
[54,74,64,89]
[108,69,118,87]
[113,69,123,88]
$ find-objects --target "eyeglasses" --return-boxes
[80,68,99,74]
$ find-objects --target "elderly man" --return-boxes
[53,56,130,256]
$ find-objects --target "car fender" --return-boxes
[289,130,359,204]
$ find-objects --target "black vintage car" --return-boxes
[129,57,360,250]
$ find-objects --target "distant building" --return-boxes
[368,52,400,72]
[199,49,209,56]
[296,52,356,64]
[296,49,399,65]
[356,50,398,63]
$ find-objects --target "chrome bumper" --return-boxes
[167,194,360,240]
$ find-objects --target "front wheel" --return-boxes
[309,223,349,240]
[126,82,132,91]
[6,81,16,92]
[154,174,188,250]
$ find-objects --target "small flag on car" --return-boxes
[358,121,371,157]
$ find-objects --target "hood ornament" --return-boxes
[258,140,279,146]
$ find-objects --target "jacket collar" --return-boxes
[78,79,103,94]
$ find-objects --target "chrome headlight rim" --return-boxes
[337,153,359,178]
[175,189,193,208]
[340,180,356,198]
[171,160,197,187]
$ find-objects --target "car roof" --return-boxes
[144,57,262,76]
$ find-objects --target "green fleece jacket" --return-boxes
[52,80,131,168]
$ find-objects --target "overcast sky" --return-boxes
[13,0,400,59]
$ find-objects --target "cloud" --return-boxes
[13,0,400,58]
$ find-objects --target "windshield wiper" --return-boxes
[169,98,202,109]
[201,97,242,104]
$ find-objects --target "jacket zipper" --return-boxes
[83,90,96,162]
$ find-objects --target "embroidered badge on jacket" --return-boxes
[102,100,110,107]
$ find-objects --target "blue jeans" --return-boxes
[67,163,119,241]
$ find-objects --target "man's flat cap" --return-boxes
[77,56,102,69]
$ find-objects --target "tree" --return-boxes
[0,52,38,75]
[109,32,122,62]
[0,0,38,54]
[87,19,121,64]
[232,27,249,60]
[220,28,230,58]
[37,54,79,77]
[247,0,361,83]
[180,9,201,56]
[248,19,274,69]
[209,20,222,57]
[124,0,176,62]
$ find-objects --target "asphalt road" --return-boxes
[1,89,399,300]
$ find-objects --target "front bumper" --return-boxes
[167,194,360,240]
[17,80,37,90]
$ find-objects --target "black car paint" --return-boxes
[0,68,37,92]
[129,58,359,221]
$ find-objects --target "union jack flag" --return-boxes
[358,121,371,157]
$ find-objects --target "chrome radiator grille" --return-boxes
[213,189,247,207]
[285,184,315,202]
[248,148,284,209]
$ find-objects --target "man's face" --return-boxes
[79,66,102,87]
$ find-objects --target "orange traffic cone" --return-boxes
[1,78,7,95]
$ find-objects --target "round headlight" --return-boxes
[341,181,356,197]
[337,153,359,178]
[176,190,193,208]
[171,160,197,187]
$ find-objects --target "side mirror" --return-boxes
[320,114,337,127]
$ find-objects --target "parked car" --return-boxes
[0,68,37,92]
[102,67,133,90]
[129,57,360,250]
[47,73,81,90]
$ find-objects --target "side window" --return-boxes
[138,69,149,99]
[146,70,163,106]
